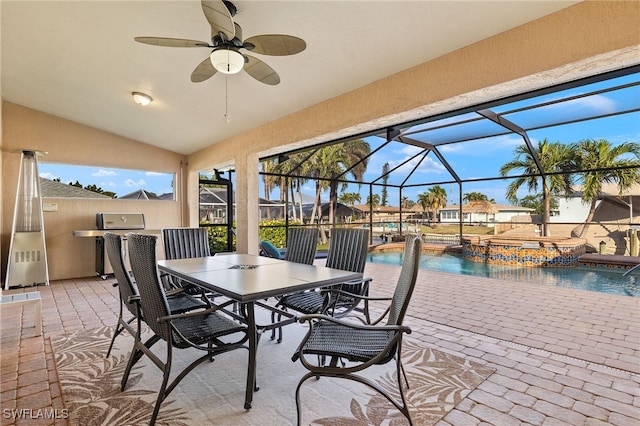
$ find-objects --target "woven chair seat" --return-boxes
[278,291,325,315]
[301,321,395,363]
[172,311,247,348]
[166,293,208,313]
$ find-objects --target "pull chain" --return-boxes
[223,76,231,123]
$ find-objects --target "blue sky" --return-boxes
[39,72,639,204]
[39,164,174,198]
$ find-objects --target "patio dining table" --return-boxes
[157,253,362,410]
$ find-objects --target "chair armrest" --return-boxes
[126,295,141,304]
[328,287,391,302]
[157,305,222,323]
[166,286,187,296]
[297,313,411,334]
[157,300,241,323]
[337,277,372,286]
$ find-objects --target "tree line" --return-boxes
[261,138,640,237]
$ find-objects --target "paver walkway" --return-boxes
[1,262,638,425]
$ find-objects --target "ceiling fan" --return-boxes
[135,0,306,85]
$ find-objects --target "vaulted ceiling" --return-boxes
[1,1,578,155]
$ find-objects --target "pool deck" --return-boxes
[1,264,638,425]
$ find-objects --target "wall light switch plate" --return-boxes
[43,203,58,212]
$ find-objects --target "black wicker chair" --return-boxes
[291,235,422,426]
[268,227,319,341]
[283,227,319,265]
[272,228,371,343]
[103,232,209,358]
[162,227,212,292]
[124,233,249,425]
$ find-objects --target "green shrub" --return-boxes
[259,220,303,248]
[200,220,305,251]
[201,223,235,253]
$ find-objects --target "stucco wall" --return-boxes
[1,103,187,281]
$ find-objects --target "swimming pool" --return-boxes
[367,251,640,297]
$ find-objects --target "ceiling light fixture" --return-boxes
[210,47,244,75]
[132,92,153,106]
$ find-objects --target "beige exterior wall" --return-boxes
[1,103,188,280]
[1,0,639,281]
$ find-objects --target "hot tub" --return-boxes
[461,235,587,267]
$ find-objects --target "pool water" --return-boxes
[367,251,640,297]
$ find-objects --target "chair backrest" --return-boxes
[284,228,318,265]
[104,232,139,318]
[162,228,211,260]
[127,233,171,341]
[325,228,369,273]
[259,240,282,259]
[386,235,422,326]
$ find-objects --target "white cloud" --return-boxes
[145,171,165,176]
[439,134,522,154]
[100,181,117,187]
[39,172,57,180]
[124,179,146,187]
[92,169,117,177]
[540,93,617,115]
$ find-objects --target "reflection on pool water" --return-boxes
[367,251,640,298]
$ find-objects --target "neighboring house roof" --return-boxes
[353,205,401,213]
[39,177,111,199]
[199,187,280,206]
[199,187,230,204]
[570,183,640,198]
[120,189,160,200]
[439,203,533,213]
[296,203,361,217]
[462,200,499,214]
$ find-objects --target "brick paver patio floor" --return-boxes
[1,262,638,425]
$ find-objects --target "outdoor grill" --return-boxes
[95,213,145,277]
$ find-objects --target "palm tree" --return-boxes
[427,185,447,222]
[366,194,380,208]
[573,139,640,238]
[272,153,311,223]
[261,159,279,219]
[417,186,447,224]
[339,192,361,222]
[301,141,370,243]
[416,192,432,223]
[324,140,371,225]
[499,139,576,236]
[339,192,361,206]
[463,192,494,203]
[381,162,390,206]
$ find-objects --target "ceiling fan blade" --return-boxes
[243,35,306,56]
[135,37,210,48]
[191,57,217,82]
[244,55,280,85]
[201,0,235,40]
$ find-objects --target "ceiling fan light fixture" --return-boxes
[132,92,153,106]
[210,47,244,74]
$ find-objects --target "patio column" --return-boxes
[235,152,260,255]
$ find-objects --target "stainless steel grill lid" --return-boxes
[96,213,145,230]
